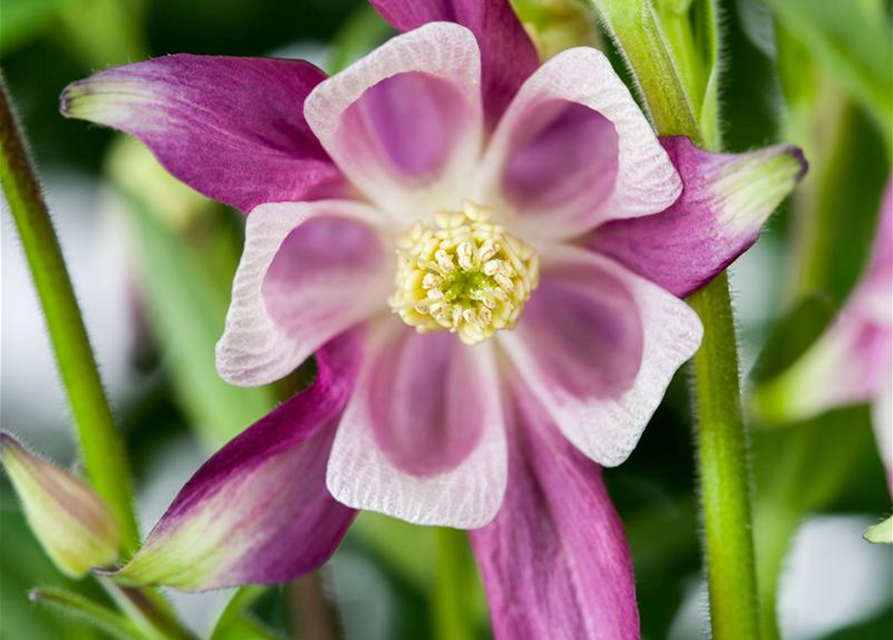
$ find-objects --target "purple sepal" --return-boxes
[470,386,641,640]
[61,55,347,213]
[590,137,807,298]
[111,332,361,591]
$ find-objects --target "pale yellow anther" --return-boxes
[389,201,539,345]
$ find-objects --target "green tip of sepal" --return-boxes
[0,431,120,578]
[59,74,144,128]
[864,515,893,544]
[715,144,808,234]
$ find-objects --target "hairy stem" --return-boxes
[1,71,196,640]
[688,274,760,640]
[593,1,761,638]
[0,72,140,554]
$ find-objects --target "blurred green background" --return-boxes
[1,1,891,639]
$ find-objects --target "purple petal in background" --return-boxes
[758,179,892,466]
[470,386,640,640]
[61,55,346,212]
[368,0,539,127]
[112,334,361,591]
[590,137,807,298]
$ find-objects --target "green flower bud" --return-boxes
[1,432,120,577]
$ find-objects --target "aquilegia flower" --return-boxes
[61,2,805,637]
[758,179,891,492]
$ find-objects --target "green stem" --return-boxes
[0,72,140,554]
[594,2,761,637]
[688,274,760,640]
[594,0,701,137]
[1,72,195,640]
[29,587,148,640]
[434,528,477,640]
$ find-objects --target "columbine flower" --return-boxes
[0,432,120,577]
[61,2,805,636]
[757,179,892,492]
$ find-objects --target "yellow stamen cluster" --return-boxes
[389,201,539,345]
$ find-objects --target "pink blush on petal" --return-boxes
[262,215,389,335]
[502,100,619,219]
[367,330,487,477]
[338,71,473,183]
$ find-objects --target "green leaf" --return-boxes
[693,0,721,149]
[749,293,837,385]
[350,512,435,590]
[0,499,101,640]
[821,605,893,639]
[0,0,62,55]
[433,528,479,640]
[209,587,284,640]
[752,408,877,639]
[57,0,149,67]
[109,141,277,448]
[29,588,148,640]
[748,293,840,424]
[510,0,603,58]
[328,4,393,74]
[758,0,892,144]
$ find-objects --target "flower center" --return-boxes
[389,201,539,345]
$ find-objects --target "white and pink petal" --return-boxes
[470,387,640,640]
[305,23,484,222]
[111,336,360,591]
[216,200,391,387]
[326,322,507,528]
[499,246,702,467]
[589,137,808,298]
[367,0,539,128]
[61,55,345,212]
[474,47,681,242]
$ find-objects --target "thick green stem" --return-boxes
[0,73,141,554]
[688,274,760,640]
[594,0,700,137]
[593,2,761,638]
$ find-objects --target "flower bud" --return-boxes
[864,515,892,545]
[0,432,119,577]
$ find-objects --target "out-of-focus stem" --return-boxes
[0,72,140,554]
[287,571,342,640]
[433,528,478,640]
[787,98,856,300]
